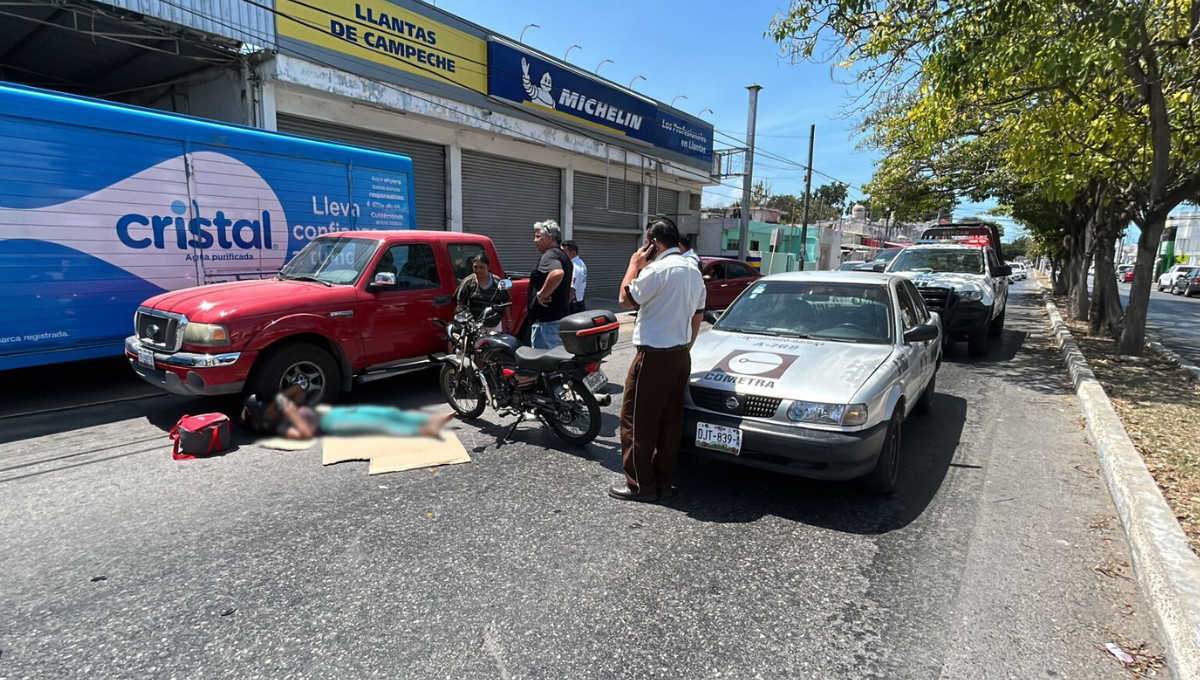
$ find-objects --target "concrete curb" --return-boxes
[1146,335,1200,381]
[1039,289,1200,677]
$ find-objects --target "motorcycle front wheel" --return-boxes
[439,364,486,419]
[544,376,602,446]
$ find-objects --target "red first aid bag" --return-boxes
[169,413,232,460]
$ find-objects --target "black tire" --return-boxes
[439,364,486,419]
[544,376,602,447]
[248,343,340,406]
[862,411,903,495]
[967,325,989,358]
[989,307,1005,337]
[916,372,936,414]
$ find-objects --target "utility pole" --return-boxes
[798,124,815,271]
[738,85,762,263]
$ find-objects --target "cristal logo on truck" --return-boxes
[116,200,273,250]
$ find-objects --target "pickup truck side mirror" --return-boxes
[371,272,397,289]
[872,263,887,273]
[703,310,723,325]
[497,278,513,291]
[994,265,1013,278]
[903,324,939,344]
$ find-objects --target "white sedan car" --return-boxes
[685,272,942,494]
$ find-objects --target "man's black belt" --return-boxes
[636,344,689,353]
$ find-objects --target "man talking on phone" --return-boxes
[610,216,706,502]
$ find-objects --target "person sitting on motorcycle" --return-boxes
[454,252,511,333]
[243,385,455,440]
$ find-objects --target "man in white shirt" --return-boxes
[610,217,706,502]
[562,240,587,314]
[679,234,702,270]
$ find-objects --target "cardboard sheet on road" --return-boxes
[321,432,470,475]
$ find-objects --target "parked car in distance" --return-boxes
[1117,264,1135,282]
[701,257,763,310]
[684,271,941,495]
[1171,268,1200,296]
[855,248,905,271]
[126,231,530,404]
[1157,264,1193,292]
[1008,263,1027,281]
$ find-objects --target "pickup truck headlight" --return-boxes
[787,401,868,426]
[957,289,983,302]
[182,323,230,347]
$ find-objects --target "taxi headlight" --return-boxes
[957,289,984,302]
[183,322,230,347]
[787,401,868,426]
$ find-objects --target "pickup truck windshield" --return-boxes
[716,281,893,344]
[279,237,380,285]
[891,248,984,275]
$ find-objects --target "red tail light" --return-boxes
[502,368,516,378]
[584,361,601,373]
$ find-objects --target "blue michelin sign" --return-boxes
[488,40,658,145]
[655,109,713,165]
[0,83,416,371]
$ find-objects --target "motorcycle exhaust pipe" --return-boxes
[597,394,612,407]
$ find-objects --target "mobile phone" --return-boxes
[644,241,659,258]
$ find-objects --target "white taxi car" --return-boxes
[684,272,942,494]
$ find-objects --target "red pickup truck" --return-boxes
[126,231,529,403]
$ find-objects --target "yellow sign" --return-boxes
[277,0,487,93]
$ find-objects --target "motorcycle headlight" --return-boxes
[182,322,230,347]
[957,289,983,302]
[787,401,868,426]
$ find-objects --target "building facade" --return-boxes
[1,0,715,300]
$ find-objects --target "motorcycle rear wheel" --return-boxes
[544,376,602,446]
[439,364,486,419]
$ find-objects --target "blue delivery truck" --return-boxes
[0,83,417,371]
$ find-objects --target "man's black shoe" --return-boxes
[608,484,658,503]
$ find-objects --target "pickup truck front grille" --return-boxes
[917,286,953,311]
[690,386,781,419]
[136,310,180,351]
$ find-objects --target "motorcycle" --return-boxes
[433,296,619,447]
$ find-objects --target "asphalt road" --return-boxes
[0,284,1168,679]
[1116,279,1200,365]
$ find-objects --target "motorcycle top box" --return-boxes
[558,311,620,356]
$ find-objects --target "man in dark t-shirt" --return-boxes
[529,219,573,349]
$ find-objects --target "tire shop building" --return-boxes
[0,0,716,300]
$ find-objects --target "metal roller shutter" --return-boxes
[571,231,641,303]
[574,173,641,231]
[462,151,560,277]
[649,186,681,219]
[275,115,447,230]
[572,173,642,300]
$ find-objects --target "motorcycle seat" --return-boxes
[515,345,575,371]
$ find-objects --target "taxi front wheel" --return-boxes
[862,411,903,495]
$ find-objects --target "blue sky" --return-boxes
[447,0,1010,230]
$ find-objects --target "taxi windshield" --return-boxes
[715,281,893,344]
[890,248,984,275]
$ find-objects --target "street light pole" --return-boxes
[629,75,646,90]
[519,24,539,43]
[671,95,688,107]
[738,85,762,263]
[564,44,581,60]
[595,59,613,74]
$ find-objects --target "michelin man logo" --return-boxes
[521,57,556,109]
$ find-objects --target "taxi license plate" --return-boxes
[583,370,607,394]
[137,346,156,369]
[695,422,742,455]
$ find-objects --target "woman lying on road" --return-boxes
[242,385,455,440]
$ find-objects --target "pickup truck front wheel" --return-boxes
[249,344,340,405]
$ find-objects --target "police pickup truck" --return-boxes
[883,224,1011,358]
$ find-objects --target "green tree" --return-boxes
[770,0,1200,354]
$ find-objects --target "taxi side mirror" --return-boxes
[872,263,887,273]
[994,265,1013,278]
[903,324,939,344]
[703,310,722,325]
